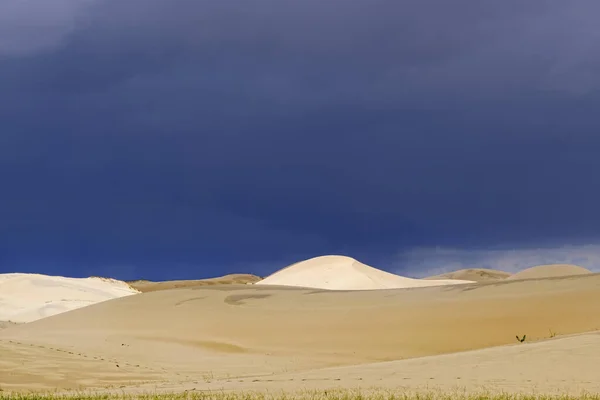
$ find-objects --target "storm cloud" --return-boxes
[2,0,600,279]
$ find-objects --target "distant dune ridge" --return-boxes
[507,264,593,280]
[424,268,511,282]
[1,261,593,326]
[128,274,262,292]
[255,255,475,290]
[0,273,139,323]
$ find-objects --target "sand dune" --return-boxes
[182,331,600,396]
[128,274,262,292]
[256,255,474,290]
[424,268,511,282]
[508,264,592,280]
[0,273,139,323]
[2,272,600,393]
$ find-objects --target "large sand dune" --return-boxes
[1,272,600,394]
[424,268,511,282]
[256,255,474,290]
[507,264,592,280]
[128,274,262,293]
[0,273,139,323]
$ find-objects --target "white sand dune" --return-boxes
[0,273,139,323]
[255,255,474,290]
[507,264,592,280]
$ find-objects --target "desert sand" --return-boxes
[128,274,262,293]
[255,255,474,290]
[1,267,600,395]
[424,268,511,282]
[0,273,139,323]
[0,320,17,329]
[507,264,592,280]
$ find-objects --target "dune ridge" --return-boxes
[508,264,592,280]
[0,273,139,323]
[424,268,511,282]
[256,255,474,290]
[128,274,262,292]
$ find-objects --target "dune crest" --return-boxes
[0,273,139,323]
[255,255,474,290]
[128,274,262,292]
[424,268,511,282]
[508,264,592,280]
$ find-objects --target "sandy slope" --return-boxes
[256,255,474,290]
[0,320,17,329]
[184,331,600,396]
[1,273,600,394]
[424,268,511,282]
[0,273,139,323]
[508,264,592,280]
[114,331,599,396]
[128,274,262,293]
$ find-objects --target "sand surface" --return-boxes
[0,320,17,329]
[508,264,592,280]
[256,255,474,290]
[424,268,511,282]
[2,272,600,395]
[0,273,139,323]
[128,274,262,293]
[148,331,600,396]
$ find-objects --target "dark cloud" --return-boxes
[1,0,600,279]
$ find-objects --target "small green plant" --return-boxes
[516,334,526,343]
[549,329,556,338]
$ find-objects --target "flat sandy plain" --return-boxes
[2,270,600,397]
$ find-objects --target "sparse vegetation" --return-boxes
[201,371,215,383]
[549,329,557,338]
[1,390,600,400]
[516,334,526,343]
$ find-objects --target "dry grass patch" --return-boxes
[2,389,600,400]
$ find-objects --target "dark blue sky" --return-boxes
[2,1,600,280]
